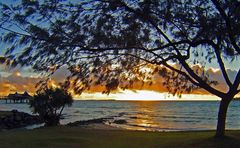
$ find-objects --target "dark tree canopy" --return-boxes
[30,87,73,126]
[0,0,240,137]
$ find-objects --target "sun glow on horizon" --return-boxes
[73,90,220,101]
[115,90,220,101]
[115,90,172,101]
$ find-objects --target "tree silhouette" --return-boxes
[0,0,239,137]
[30,87,73,126]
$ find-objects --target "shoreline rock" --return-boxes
[67,117,128,127]
[0,110,129,130]
[0,110,43,130]
[113,119,127,124]
[67,117,114,126]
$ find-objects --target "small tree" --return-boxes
[30,87,73,126]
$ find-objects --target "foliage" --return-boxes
[0,0,239,96]
[30,87,73,126]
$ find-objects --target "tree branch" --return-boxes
[0,26,31,37]
[162,62,200,87]
[119,2,175,47]
[212,43,232,87]
[120,1,225,98]
[59,105,65,117]
[211,0,240,54]
[232,69,240,94]
[237,89,240,94]
[180,60,225,98]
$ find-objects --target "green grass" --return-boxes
[0,127,240,148]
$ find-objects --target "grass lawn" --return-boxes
[0,127,240,148]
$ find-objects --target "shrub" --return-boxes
[30,88,73,126]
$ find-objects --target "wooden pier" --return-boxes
[0,96,7,101]
[0,92,32,103]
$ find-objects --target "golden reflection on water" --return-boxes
[122,101,183,131]
[127,102,160,131]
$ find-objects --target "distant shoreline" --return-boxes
[72,99,222,101]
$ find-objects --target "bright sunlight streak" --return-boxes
[115,90,220,101]
[74,90,220,101]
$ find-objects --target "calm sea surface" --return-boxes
[0,100,240,131]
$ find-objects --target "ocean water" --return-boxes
[0,100,240,131]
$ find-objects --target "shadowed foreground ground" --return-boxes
[0,127,240,148]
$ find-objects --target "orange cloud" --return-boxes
[0,70,41,96]
[0,64,237,97]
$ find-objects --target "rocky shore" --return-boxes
[67,117,113,126]
[67,117,127,130]
[0,110,128,131]
[0,110,43,130]
[67,112,128,129]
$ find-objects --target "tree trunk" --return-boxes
[215,98,231,138]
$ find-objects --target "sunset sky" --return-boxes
[0,61,238,100]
